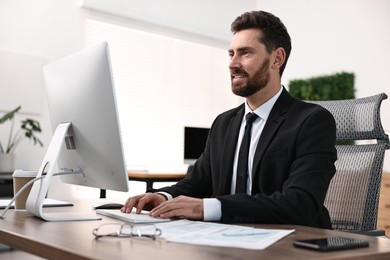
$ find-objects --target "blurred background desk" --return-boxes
[100,171,186,198]
[127,171,186,190]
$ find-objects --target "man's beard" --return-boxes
[231,58,270,97]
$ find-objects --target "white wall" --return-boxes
[0,0,246,199]
[0,0,92,199]
[0,0,84,169]
[256,0,390,171]
[1,0,390,200]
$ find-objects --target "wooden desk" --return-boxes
[1,200,390,260]
[128,171,186,190]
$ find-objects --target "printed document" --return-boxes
[153,219,294,250]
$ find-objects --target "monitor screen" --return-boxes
[26,42,129,221]
[184,126,210,165]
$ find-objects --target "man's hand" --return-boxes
[149,195,203,220]
[121,193,167,214]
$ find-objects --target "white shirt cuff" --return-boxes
[203,198,222,221]
[156,191,173,200]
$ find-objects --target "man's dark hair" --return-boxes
[231,11,291,76]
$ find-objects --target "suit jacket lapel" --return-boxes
[252,89,293,178]
[217,106,245,195]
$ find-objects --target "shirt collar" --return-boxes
[244,86,283,121]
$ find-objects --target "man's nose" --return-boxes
[229,55,241,69]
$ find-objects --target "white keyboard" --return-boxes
[96,209,171,223]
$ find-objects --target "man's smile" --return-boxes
[231,71,248,85]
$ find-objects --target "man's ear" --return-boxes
[271,47,286,70]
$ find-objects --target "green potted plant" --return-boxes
[288,71,355,101]
[0,106,43,172]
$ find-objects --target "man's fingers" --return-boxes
[122,193,167,214]
[150,202,183,218]
[121,194,144,213]
[136,195,153,213]
[149,196,203,220]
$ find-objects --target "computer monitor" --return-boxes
[184,126,210,165]
[26,42,129,221]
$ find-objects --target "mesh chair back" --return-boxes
[308,93,389,231]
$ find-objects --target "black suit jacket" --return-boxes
[158,88,337,229]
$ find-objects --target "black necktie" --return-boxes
[236,112,258,194]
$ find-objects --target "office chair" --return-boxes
[308,93,389,236]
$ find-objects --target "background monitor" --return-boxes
[184,126,210,165]
[26,42,128,221]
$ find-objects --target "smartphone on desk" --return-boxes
[293,237,369,251]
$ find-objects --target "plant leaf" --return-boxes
[21,118,43,147]
[1,107,44,153]
[0,106,21,124]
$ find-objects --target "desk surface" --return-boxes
[1,199,390,260]
[127,171,186,179]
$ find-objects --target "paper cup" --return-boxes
[12,170,37,210]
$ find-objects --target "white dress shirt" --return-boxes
[161,87,283,221]
[204,86,282,221]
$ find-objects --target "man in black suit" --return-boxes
[122,10,337,229]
